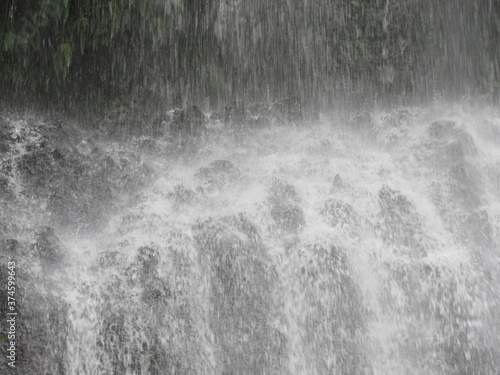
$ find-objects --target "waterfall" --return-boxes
[1,105,499,374]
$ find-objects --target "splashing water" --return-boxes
[1,104,499,374]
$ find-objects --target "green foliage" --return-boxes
[0,0,183,106]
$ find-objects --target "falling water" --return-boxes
[1,0,500,374]
[1,104,499,374]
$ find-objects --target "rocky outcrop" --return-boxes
[195,160,241,190]
[288,244,369,374]
[377,186,427,257]
[267,179,305,232]
[194,214,284,375]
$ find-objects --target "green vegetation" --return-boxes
[1,0,185,108]
[1,0,498,113]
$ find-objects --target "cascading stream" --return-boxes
[1,105,499,374]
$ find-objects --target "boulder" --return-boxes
[321,199,356,228]
[268,179,299,206]
[195,160,241,189]
[377,186,427,257]
[126,246,160,286]
[270,204,305,232]
[267,179,305,232]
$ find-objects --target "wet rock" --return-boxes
[271,97,304,124]
[291,244,368,374]
[377,186,427,257]
[0,119,11,153]
[331,173,347,190]
[2,264,69,375]
[194,214,283,375]
[384,261,498,374]
[271,204,305,232]
[268,179,300,206]
[126,246,160,286]
[96,242,198,374]
[0,174,13,200]
[169,184,196,205]
[267,179,304,232]
[17,148,58,191]
[169,105,206,142]
[32,226,64,263]
[97,311,172,375]
[94,250,123,270]
[195,160,241,188]
[1,238,18,253]
[349,112,374,133]
[224,101,246,125]
[136,246,160,273]
[429,120,477,156]
[382,109,412,128]
[322,199,356,228]
[429,120,456,139]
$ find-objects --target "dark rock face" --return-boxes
[377,186,427,257]
[195,160,241,189]
[268,179,305,232]
[0,116,152,232]
[18,292,69,375]
[96,243,199,375]
[0,174,12,200]
[223,102,246,126]
[194,215,284,375]
[0,264,68,374]
[290,244,369,375]
[0,119,11,153]
[169,105,206,143]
